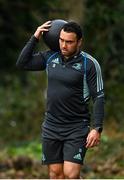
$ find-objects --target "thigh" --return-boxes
[42,137,64,165]
[63,135,87,165]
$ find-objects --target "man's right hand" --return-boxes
[34,21,51,40]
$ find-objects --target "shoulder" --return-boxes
[80,51,102,71]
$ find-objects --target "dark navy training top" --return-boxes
[16,35,104,129]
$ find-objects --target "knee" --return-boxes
[49,170,64,179]
[64,168,80,179]
[49,166,64,179]
[64,173,80,179]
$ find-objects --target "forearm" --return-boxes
[16,21,52,71]
[16,36,39,70]
[93,95,104,128]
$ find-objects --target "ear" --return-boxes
[78,38,82,48]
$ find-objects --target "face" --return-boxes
[59,29,82,58]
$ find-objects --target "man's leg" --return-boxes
[62,127,89,179]
[42,134,64,178]
[64,161,81,179]
[48,163,65,179]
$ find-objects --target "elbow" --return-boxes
[16,60,24,70]
[16,61,21,69]
[16,61,19,68]
[16,55,26,70]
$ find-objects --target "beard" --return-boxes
[61,48,78,58]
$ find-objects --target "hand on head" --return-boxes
[34,21,51,40]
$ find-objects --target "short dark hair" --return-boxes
[62,21,83,40]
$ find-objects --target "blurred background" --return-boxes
[0,0,124,178]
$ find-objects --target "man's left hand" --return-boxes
[86,129,101,148]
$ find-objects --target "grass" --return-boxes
[0,133,124,178]
[0,141,42,161]
[83,133,124,179]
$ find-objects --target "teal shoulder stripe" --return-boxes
[82,52,103,92]
[46,52,59,65]
[80,51,90,101]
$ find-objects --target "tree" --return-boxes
[84,0,124,126]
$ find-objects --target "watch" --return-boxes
[94,127,103,133]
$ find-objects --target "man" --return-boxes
[16,21,104,179]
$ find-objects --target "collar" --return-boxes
[60,50,82,63]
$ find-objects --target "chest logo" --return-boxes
[52,63,56,68]
[52,58,59,64]
[72,63,82,70]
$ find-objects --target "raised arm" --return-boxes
[16,21,51,71]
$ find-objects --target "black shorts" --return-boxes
[41,121,90,165]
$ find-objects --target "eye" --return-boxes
[67,41,73,44]
[59,38,64,43]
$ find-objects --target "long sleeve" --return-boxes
[93,95,104,128]
[86,57,104,128]
[16,35,46,71]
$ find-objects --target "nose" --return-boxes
[62,41,66,48]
